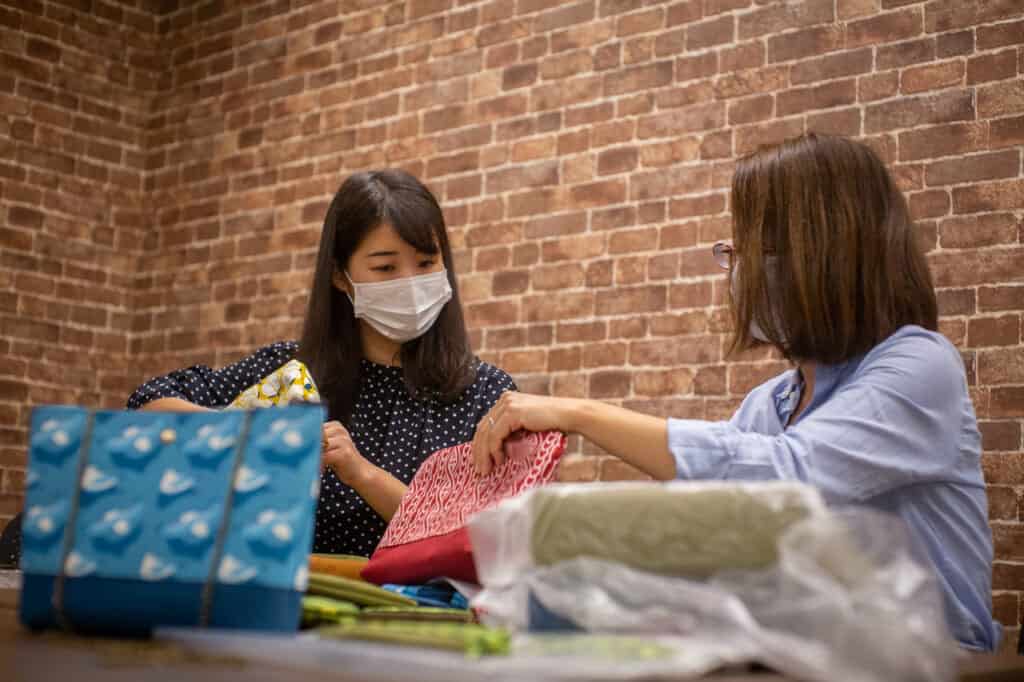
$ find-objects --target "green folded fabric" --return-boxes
[317,620,509,657]
[530,485,817,578]
[360,606,475,623]
[308,572,417,608]
[302,595,360,626]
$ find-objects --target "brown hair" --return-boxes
[728,133,938,364]
[297,169,476,425]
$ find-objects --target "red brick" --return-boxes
[687,15,734,50]
[953,179,1024,214]
[666,0,702,26]
[522,291,595,322]
[936,288,976,316]
[987,483,1019,520]
[502,63,537,90]
[638,102,725,138]
[936,30,974,58]
[791,48,873,85]
[766,25,844,63]
[847,8,923,48]
[616,7,664,36]
[557,321,607,344]
[900,59,964,94]
[925,0,1022,34]
[858,71,899,102]
[967,49,1018,85]
[981,421,1022,452]
[589,370,631,399]
[940,213,1020,249]
[979,285,1024,313]
[675,52,718,82]
[877,37,937,70]
[930,248,1024,287]
[926,150,1020,187]
[898,122,987,161]
[532,263,586,290]
[969,315,1021,349]
[603,60,673,96]
[596,285,667,315]
[979,347,1024,385]
[807,107,862,137]
[485,161,558,193]
[977,20,1024,50]
[583,341,628,368]
[990,115,1024,150]
[534,1,596,33]
[597,147,638,175]
[629,337,720,365]
[569,179,627,207]
[866,89,974,133]
[728,94,773,125]
[719,40,763,72]
[525,212,588,239]
[991,387,1024,419]
[978,79,1024,119]
[738,0,834,40]
[777,79,856,116]
[735,118,805,155]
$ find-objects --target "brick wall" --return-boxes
[2,0,1022,647]
[0,0,160,517]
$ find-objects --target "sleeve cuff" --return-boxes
[666,418,734,480]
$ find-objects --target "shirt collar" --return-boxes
[773,355,866,426]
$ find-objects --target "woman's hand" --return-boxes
[322,420,371,487]
[472,392,578,475]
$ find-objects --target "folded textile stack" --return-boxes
[307,573,416,608]
[308,553,368,582]
[303,572,503,656]
[318,619,509,657]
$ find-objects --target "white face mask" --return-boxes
[344,269,453,343]
[730,256,785,344]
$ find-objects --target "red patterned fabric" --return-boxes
[362,430,566,585]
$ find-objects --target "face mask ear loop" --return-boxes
[342,271,357,307]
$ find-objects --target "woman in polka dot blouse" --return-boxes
[128,170,516,557]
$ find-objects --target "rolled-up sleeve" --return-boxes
[667,331,970,505]
[127,341,297,409]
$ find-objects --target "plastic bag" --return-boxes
[468,481,827,586]
[468,482,957,682]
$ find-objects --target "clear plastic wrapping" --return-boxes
[467,482,957,682]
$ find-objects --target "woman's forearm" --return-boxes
[138,397,212,412]
[563,399,676,481]
[345,464,408,522]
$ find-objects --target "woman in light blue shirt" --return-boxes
[471,133,1000,651]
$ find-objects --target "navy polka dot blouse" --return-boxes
[127,341,517,557]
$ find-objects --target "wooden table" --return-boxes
[3,588,1022,682]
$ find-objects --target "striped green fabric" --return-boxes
[301,595,359,626]
[360,605,475,623]
[308,572,417,608]
[318,619,510,657]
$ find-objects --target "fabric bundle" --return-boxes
[361,430,567,585]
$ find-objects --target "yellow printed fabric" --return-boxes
[229,359,321,409]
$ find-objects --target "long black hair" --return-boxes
[297,170,476,425]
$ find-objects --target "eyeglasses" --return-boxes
[712,241,735,270]
[712,242,776,270]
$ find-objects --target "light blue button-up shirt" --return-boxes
[667,325,1000,651]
